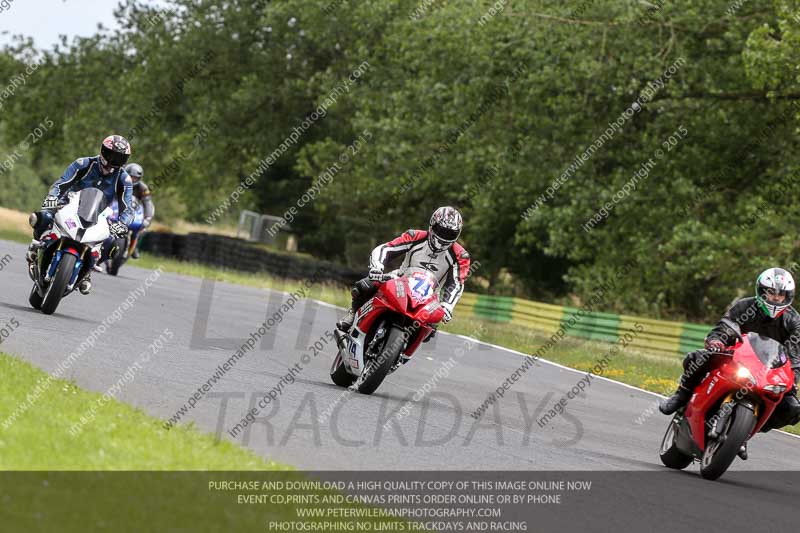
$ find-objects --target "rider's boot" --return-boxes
[337,279,379,332]
[26,239,41,264]
[78,274,92,295]
[738,442,748,460]
[26,240,42,281]
[659,385,693,415]
[130,236,140,259]
[336,309,355,332]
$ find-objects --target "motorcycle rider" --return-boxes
[336,206,471,333]
[123,163,155,259]
[26,135,134,294]
[660,267,800,458]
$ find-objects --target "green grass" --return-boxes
[0,352,284,470]
[0,226,30,244]
[0,355,412,530]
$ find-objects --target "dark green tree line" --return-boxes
[0,0,798,321]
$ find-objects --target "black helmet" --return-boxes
[125,163,144,183]
[100,135,131,170]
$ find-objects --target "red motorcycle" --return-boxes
[660,322,795,480]
[331,270,445,395]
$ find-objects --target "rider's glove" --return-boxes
[109,221,128,238]
[368,267,384,281]
[143,218,152,229]
[41,195,61,210]
[442,306,453,324]
[705,338,726,353]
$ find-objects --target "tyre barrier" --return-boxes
[140,231,362,286]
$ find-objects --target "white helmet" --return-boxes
[755,267,795,318]
[428,206,463,252]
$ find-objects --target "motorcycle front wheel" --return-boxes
[355,326,405,395]
[41,252,77,315]
[700,403,756,480]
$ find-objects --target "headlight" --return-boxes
[763,384,787,395]
[736,366,755,383]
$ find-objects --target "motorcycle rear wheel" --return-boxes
[330,351,356,387]
[28,285,43,310]
[700,403,756,480]
[106,236,128,276]
[659,417,693,470]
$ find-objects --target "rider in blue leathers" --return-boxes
[26,135,134,294]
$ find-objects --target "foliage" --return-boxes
[0,0,798,320]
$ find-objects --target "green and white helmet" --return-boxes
[755,267,795,318]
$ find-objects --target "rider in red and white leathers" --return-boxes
[336,206,471,332]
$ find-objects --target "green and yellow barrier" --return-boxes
[458,293,709,356]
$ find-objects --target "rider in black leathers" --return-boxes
[660,268,800,457]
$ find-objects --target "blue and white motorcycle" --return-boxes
[28,188,112,315]
[104,196,145,276]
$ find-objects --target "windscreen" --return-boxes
[402,268,440,304]
[77,188,109,225]
[747,332,788,370]
[402,268,440,289]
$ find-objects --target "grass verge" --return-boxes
[0,352,284,470]
[0,352,412,530]
[0,226,29,245]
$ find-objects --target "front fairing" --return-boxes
[54,191,112,245]
[685,335,793,450]
[380,271,446,326]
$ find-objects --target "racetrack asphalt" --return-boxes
[1,237,798,475]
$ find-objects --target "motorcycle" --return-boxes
[105,196,145,276]
[659,319,796,480]
[27,188,113,315]
[331,269,445,395]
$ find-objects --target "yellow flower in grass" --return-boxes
[642,377,676,392]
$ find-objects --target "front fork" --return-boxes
[708,393,759,441]
[39,240,87,291]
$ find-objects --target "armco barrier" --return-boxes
[458,293,709,356]
[140,232,363,286]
